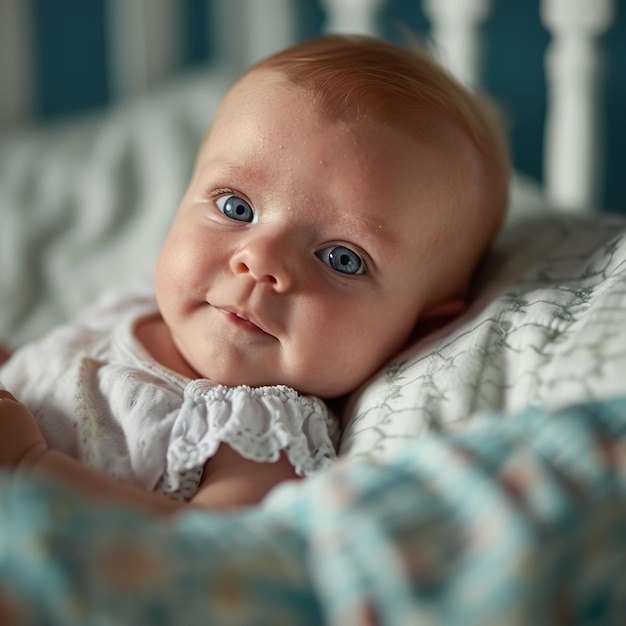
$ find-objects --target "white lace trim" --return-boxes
[160,381,339,495]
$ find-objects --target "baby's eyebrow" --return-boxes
[197,158,397,259]
[331,215,397,273]
[198,160,267,188]
[344,212,395,247]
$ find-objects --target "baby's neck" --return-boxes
[135,316,199,379]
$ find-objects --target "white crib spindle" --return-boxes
[541,0,614,212]
[240,0,297,65]
[211,0,297,71]
[321,0,384,36]
[422,0,492,87]
[106,0,183,101]
[0,0,35,128]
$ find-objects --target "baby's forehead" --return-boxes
[229,66,454,147]
[212,68,477,199]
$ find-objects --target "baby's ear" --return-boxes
[412,297,467,341]
[420,297,467,322]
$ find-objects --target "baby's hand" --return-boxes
[0,388,48,468]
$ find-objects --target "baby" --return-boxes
[0,35,509,513]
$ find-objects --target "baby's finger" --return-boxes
[0,385,17,401]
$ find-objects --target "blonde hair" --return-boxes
[256,36,508,178]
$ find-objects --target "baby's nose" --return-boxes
[229,235,294,292]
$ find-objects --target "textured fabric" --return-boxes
[0,288,338,499]
[342,214,626,461]
[1,396,625,625]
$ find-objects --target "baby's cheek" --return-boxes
[156,234,201,295]
[310,340,379,398]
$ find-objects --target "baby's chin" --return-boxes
[195,370,330,398]
[184,350,363,398]
[189,367,286,391]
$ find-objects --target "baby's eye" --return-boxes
[316,245,365,275]
[216,195,255,223]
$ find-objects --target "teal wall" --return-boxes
[28,0,626,213]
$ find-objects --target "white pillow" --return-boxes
[340,213,626,460]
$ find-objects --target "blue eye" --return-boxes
[317,245,365,275]
[216,195,254,223]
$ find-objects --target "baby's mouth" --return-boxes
[215,305,275,338]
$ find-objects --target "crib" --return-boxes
[1,0,623,213]
[1,2,626,624]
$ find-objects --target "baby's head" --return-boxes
[155,35,510,398]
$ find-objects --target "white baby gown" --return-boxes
[0,287,339,500]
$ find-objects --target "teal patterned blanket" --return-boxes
[1,396,625,625]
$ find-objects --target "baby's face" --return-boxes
[155,70,475,397]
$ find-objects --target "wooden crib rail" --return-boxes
[0,0,616,214]
[541,0,614,212]
[422,0,491,87]
[428,0,614,213]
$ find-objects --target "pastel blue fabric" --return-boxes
[1,397,625,625]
